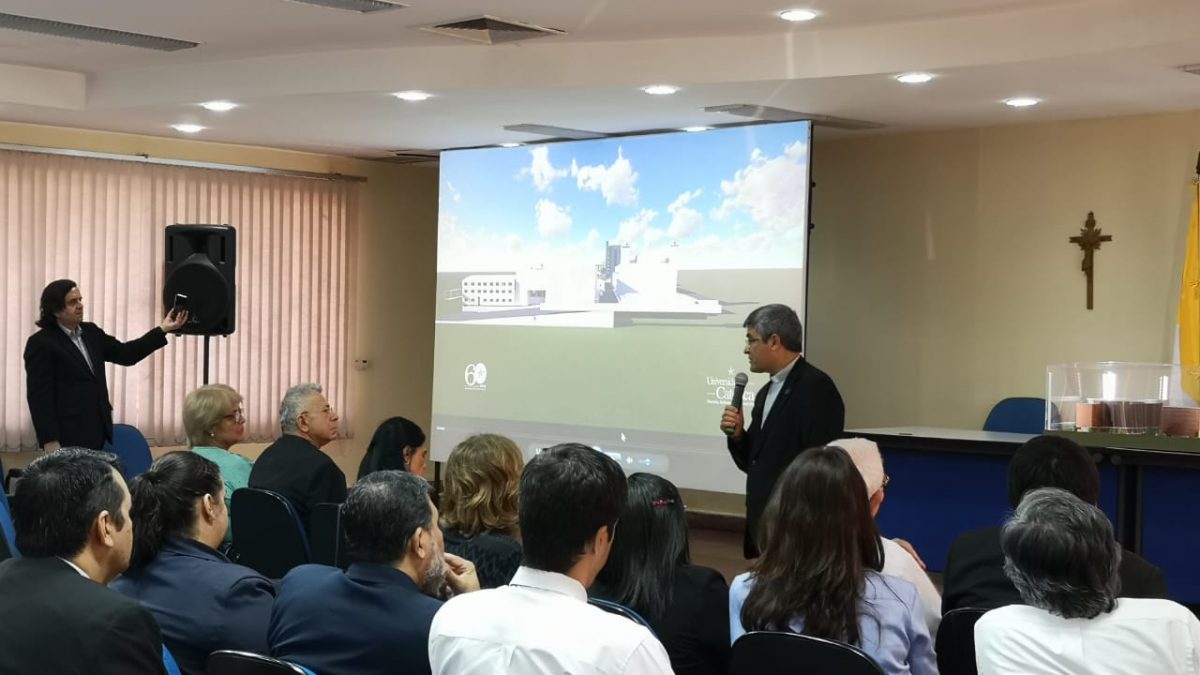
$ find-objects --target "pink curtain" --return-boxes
[0,149,357,450]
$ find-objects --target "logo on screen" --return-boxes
[464,362,488,390]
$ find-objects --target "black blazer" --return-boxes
[248,434,347,533]
[24,322,167,449]
[727,358,844,558]
[443,527,521,589]
[653,564,730,675]
[942,525,1170,613]
[0,556,166,675]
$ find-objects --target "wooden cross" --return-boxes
[1068,211,1112,310]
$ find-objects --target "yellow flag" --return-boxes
[1179,179,1200,403]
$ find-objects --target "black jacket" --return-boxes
[249,434,347,533]
[727,358,844,558]
[24,322,167,449]
[942,525,1169,613]
[0,556,167,675]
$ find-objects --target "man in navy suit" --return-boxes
[24,279,187,450]
[720,304,845,558]
[268,470,480,675]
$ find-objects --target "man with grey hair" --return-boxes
[249,383,346,532]
[975,488,1200,674]
[836,437,942,636]
[719,302,844,558]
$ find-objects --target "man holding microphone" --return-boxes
[720,303,845,558]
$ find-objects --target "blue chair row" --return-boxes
[207,650,315,675]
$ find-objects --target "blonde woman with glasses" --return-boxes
[184,384,253,549]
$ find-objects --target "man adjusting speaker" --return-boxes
[719,303,845,559]
[24,280,188,451]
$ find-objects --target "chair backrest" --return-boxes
[309,501,349,569]
[0,495,17,560]
[230,488,310,579]
[109,423,153,480]
[983,397,1047,435]
[163,645,182,675]
[588,597,656,635]
[936,608,988,675]
[730,631,885,675]
[206,650,312,675]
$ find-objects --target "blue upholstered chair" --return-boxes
[230,488,310,579]
[730,631,885,675]
[587,597,656,634]
[163,645,182,675]
[206,650,315,675]
[983,397,1047,435]
[0,495,18,559]
[108,423,153,480]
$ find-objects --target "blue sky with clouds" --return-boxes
[438,120,811,271]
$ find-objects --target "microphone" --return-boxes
[731,372,749,411]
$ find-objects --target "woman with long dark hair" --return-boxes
[592,473,729,675]
[730,446,936,675]
[111,452,275,675]
[357,416,428,478]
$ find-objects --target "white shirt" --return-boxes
[429,566,675,675]
[761,355,800,425]
[975,598,1200,675]
[59,322,93,372]
[880,537,941,637]
[56,557,91,579]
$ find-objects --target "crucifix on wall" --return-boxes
[1069,211,1112,310]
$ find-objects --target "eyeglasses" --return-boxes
[223,409,246,423]
[302,405,336,418]
[745,336,764,347]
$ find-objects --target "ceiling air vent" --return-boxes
[704,104,884,131]
[0,12,198,51]
[1178,64,1200,76]
[285,0,407,13]
[382,149,440,165]
[421,15,564,45]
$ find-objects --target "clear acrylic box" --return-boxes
[1046,362,1173,434]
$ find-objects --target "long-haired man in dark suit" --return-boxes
[720,303,845,558]
[24,279,187,450]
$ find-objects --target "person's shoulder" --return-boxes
[679,563,727,587]
[279,563,341,589]
[867,571,920,606]
[948,526,1002,555]
[1111,597,1197,622]
[975,603,1043,630]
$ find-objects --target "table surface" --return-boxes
[849,426,1035,444]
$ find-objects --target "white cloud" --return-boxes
[444,180,462,203]
[667,189,704,239]
[535,198,572,237]
[715,140,809,233]
[523,146,568,192]
[644,227,666,244]
[571,147,639,206]
[616,209,658,244]
[585,228,600,247]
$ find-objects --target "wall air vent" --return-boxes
[1178,63,1200,76]
[704,104,884,131]
[421,15,564,45]
[0,12,198,51]
[285,0,407,13]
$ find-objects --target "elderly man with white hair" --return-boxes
[836,437,942,636]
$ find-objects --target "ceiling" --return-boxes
[0,0,1197,157]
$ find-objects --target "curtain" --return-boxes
[0,149,357,450]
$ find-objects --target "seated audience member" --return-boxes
[269,470,479,675]
[440,433,524,588]
[975,487,1200,674]
[112,452,275,675]
[942,435,1166,613]
[184,383,253,548]
[429,443,673,675]
[837,438,942,636]
[592,473,730,675]
[730,446,936,675]
[248,382,346,531]
[357,415,428,478]
[0,449,166,674]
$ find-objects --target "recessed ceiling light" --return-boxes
[641,84,679,96]
[1004,97,1041,108]
[895,72,935,85]
[199,100,238,112]
[499,142,523,148]
[392,90,433,102]
[681,126,712,132]
[778,8,819,22]
[171,124,205,134]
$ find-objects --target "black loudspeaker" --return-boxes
[163,224,237,336]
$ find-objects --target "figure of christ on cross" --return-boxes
[1070,211,1112,310]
